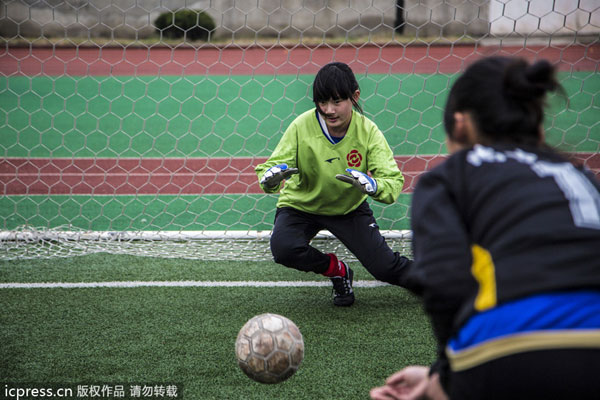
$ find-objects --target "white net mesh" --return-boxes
[1,0,599,261]
[0,227,413,261]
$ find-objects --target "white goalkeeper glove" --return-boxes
[335,168,378,195]
[260,164,299,189]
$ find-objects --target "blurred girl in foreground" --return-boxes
[371,56,600,399]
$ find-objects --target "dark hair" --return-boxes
[313,62,363,114]
[444,56,561,145]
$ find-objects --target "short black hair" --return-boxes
[313,62,363,114]
[444,56,561,145]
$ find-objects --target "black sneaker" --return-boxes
[330,262,354,306]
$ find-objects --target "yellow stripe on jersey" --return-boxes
[447,330,600,371]
[471,244,497,311]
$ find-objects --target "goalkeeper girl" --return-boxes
[371,56,600,400]
[255,61,416,307]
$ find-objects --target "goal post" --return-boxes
[1,0,598,261]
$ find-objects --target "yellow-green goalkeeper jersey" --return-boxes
[255,108,405,216]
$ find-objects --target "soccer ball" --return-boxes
[235,313,304,384]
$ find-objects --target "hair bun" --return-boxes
[526,59,558,91]
[504,59,557,101]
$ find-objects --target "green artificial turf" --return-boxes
[0,255,435,400]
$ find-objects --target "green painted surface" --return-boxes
[1,72,597,158]
[0,194,412,231]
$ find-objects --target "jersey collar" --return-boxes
[315,109,343,144]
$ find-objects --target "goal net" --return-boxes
[1,0,598,261]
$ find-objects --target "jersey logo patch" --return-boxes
[325,157,340,163]
[347,149,363,167]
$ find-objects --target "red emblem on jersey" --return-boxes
[347,149,362,167]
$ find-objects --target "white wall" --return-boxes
[1,0,597,40]
[489,0,600,36]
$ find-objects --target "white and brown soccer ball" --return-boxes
[235,313,304,384]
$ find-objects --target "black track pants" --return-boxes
[269,202,413,286]
[447,348,600,400]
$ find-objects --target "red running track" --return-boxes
[2,154,599,196]
[0,156,446,195]
[1,43,598,76]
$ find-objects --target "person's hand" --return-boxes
[424,372,448,400]
[335,168,377,195]
[370,366,429,400]
[260,164,299,188]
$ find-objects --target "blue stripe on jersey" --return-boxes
[449,291,600,352]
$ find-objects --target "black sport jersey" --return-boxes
[409,143,600,348]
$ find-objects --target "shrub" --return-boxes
[154,9,215,41]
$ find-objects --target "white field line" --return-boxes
[0,280,390,289]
